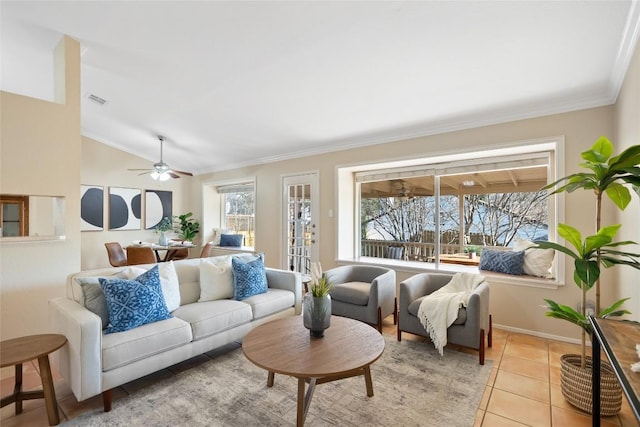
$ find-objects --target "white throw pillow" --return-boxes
[157,261,181,312]
[199,256,234,301]
[513,237,555,278]
[212,227,233,245]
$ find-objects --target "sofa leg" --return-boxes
[102,389,112,412]
[479,329,485,365]
[377,307,383,333]
[488,314,493,348]
[393,297,398,325]
[397,327,402,342]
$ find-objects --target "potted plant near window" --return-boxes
[175,212,200,243]
[535,136,640,415]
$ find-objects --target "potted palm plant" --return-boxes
[535,136,640,415]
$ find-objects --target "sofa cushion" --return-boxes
[172,300,252,341]
[199,256,234,301]
[408,296,467,325]
[101,316,192,371]
[329,281,371,306]
[232,255,268,300]
[242,289,295,320]
[99,266,172,334]
[479,249,525,275]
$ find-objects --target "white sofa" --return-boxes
[48,255,302,411]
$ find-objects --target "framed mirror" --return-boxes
[0,194,65,241]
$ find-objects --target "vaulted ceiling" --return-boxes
[2,1,639,176]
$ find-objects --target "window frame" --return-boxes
[201,178,256,249]
[336,136,565,289]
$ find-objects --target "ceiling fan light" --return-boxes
[151,171,170,181]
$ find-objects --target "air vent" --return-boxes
[87,94,107,105]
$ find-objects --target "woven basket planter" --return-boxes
[560,354,622,416]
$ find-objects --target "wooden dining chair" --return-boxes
[105,242,127,267]
[165,248,189,261]
[126,246,156,265]
[199,242,213,258]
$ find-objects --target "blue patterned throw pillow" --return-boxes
[232,254,268,300]
[479,250,525,275]
[99,265,172,334]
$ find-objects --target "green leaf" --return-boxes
[533,240,578,259]
[574,259,599,289]
[609,145,640,169]
[584,233,612,254]
[557,224,583,252]
[605,183,631,210]
[582,136,613,163]
[599,298,631,318]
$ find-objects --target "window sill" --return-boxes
[338,256,561,290]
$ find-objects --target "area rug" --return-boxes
[62,336,491,427]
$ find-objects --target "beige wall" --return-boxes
[615,40,640,320]
[80,137,194,271]
[195,105,623,342]
[0,36,82,340]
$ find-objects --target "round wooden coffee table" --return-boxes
[0,334,67,426]
[242,316,385,426]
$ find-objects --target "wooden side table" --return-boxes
[0,334,67,426]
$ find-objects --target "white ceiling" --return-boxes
[2,1,639,176]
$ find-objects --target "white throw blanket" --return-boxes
[417,272,486,356]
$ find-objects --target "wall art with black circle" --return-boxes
[108,187,142,230]
[81,185,104,231]
[145,190,172,230]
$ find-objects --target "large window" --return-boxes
[340,139,562,283]
[217,182,255,247]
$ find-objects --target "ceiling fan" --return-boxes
[129,135,193,181]
[392,180,414,200]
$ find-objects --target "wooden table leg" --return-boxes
[14,363,23,414]
[297,378,305,427]
[363,365,374,397]
[37,355,60,426]
[267,371,275,387]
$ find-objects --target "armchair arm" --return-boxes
[48,297,103,402]
[464,282,490,332]
[369,269,396,309]
[265,268,302,314]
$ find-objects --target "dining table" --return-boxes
[128,241,196,262]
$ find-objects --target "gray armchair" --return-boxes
[398,273,492,364]
[324,265,397,332]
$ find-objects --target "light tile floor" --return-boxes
[1,317,638,426]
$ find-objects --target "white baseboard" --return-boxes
[494,323,585,346]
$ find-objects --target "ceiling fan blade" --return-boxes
[171,170,193,176]
[168,172,181,179]
[137,171,153,176]
[128,168,153,172]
